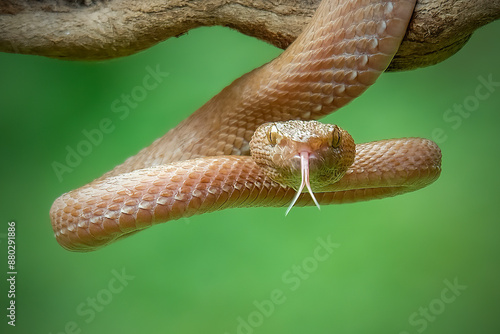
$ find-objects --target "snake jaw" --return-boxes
[285,151,321,216]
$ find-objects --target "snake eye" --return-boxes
[268,124,282,146]
[329,126,342,148]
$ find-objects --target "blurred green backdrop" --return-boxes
[1,17,499,334]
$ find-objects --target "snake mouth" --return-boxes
[285,151,321,216]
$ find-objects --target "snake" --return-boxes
[50,0,442,252]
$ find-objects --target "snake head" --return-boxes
[250,120,355,214]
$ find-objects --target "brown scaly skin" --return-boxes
[50,0,442,252]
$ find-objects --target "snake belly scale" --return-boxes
[50,0,442,252]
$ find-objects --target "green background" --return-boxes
[1,18,499,334]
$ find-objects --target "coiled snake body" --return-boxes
[50,0,442,251]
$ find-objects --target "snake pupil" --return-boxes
[330,127,341,148]
[268,124,281,146]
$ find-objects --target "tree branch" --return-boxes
[0,0,499,71]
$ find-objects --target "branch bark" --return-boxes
[0,0,499,71]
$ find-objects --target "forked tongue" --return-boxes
[285,151,321,216]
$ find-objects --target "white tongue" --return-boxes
[285,151,321,216]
